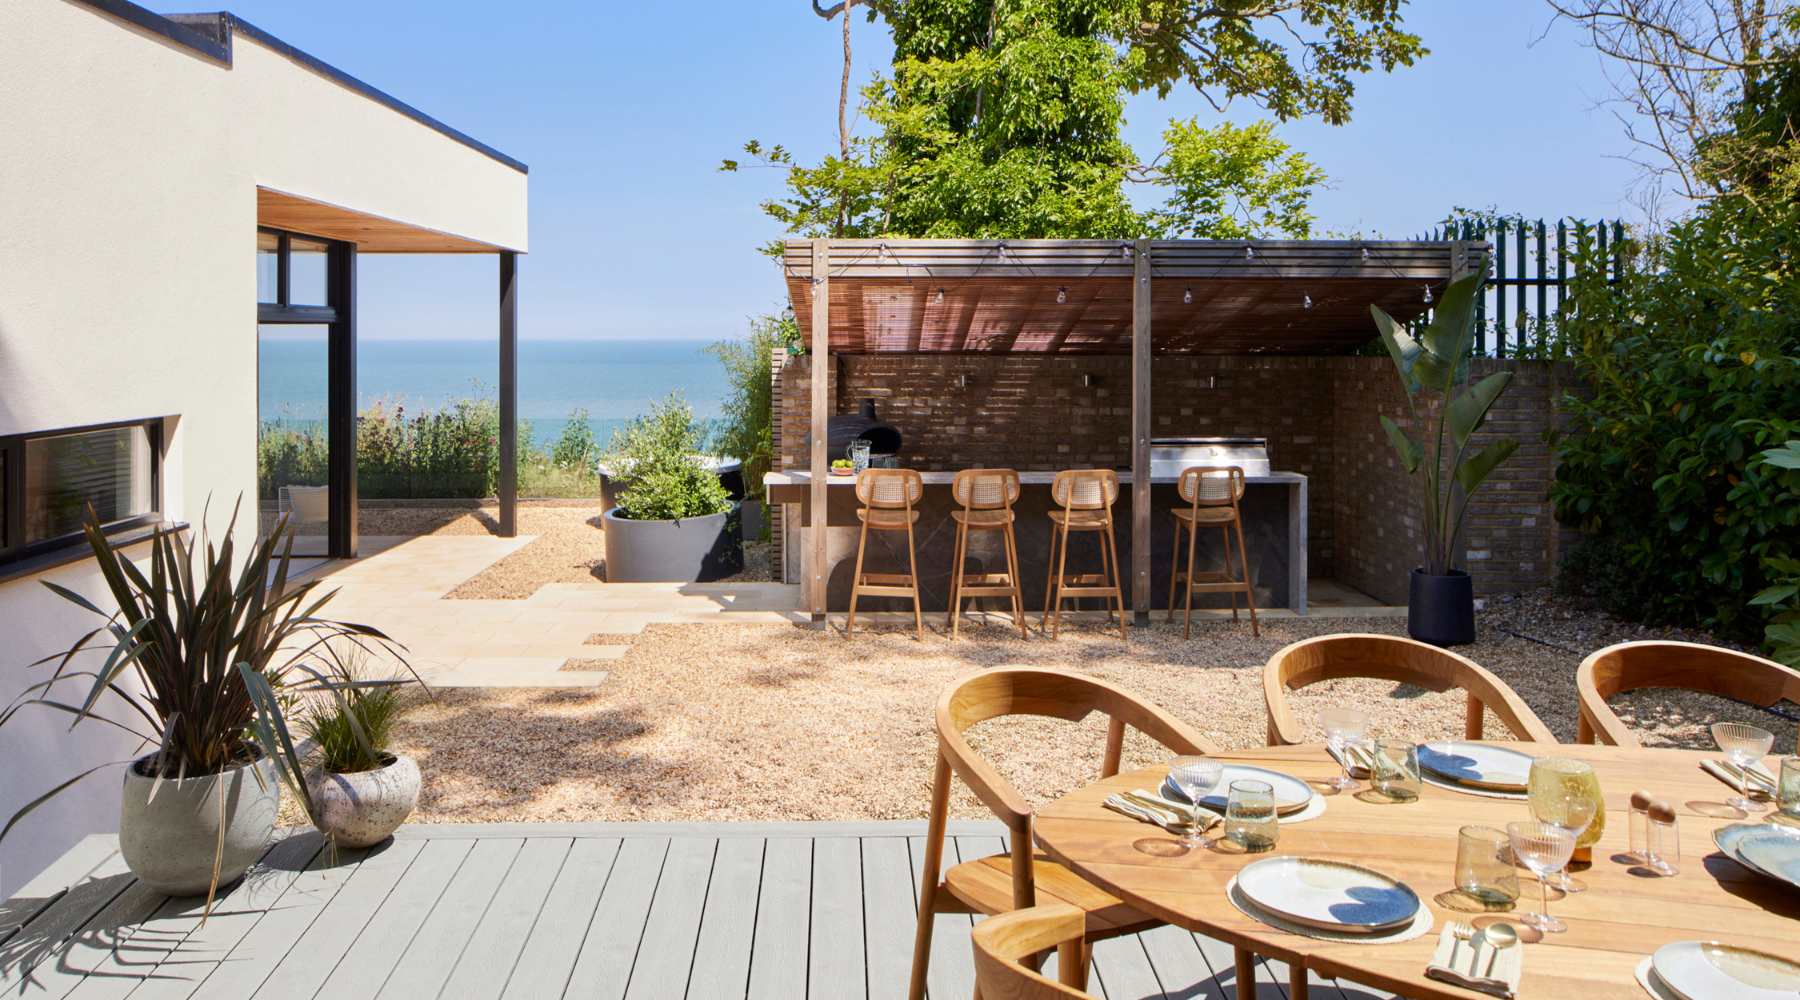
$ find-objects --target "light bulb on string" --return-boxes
[1183,287,1193,304]
[1056,287,1067,304]
[1304,294,1313,309]
[1422,286,1433,304]
[1121,245,1133,260]
[936,288,945,304]
[1361,247,1370,262]
[1245,246,1255,259]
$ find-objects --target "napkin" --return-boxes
[1426,924,1523,999]
[1103,793,1201,835]
[1701,759,1776,799]
[1325,743,1371,779]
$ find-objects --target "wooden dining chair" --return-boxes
[970,903,1095,999]
[948,468,1028,638]
[909,668,1222,1000]
[1577,640,1800,745]
[1043,469,1127,641]
[1262,633,1559,746]
[1167,466,1258,639]
[847,467,925,639]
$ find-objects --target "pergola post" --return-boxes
[326,241,358,559]
[809,238,831,624]
[498,251,518,538]
[1131,238,1152,625]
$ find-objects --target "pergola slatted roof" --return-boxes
[784,238,1486,355]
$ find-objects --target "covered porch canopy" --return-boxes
[783,237,1486,623]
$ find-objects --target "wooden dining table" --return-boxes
[1031,742,1800,1000]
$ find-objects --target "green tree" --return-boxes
[723,0,1419,248]
[705,311,796,500]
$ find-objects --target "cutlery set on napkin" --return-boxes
[1426,922,1523,999]
[1103,790,1220,836]
[1701,758,1778,799]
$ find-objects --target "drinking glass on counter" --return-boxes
[1712,723,1775,813]
[1224,780,1278,852]
[1507,820,1577,933]
[1168,756,1225,850]
[1370,739,1421,802]
[1319,707,1370,791]
[1527,758,1605,865]
[1455,825,1519,905]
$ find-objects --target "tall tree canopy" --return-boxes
[724,0,1425,252]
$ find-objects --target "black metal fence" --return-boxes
[1417,218,1628,359]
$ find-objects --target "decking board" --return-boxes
[4,823,1394,1000]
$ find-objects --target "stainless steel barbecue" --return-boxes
[1149,437,1271,479]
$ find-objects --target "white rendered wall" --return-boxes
[0,0,527,897]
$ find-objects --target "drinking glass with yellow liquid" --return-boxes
[1528,758,1604,892]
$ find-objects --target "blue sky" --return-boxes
[213,0,1649,341]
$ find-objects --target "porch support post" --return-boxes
[498,252,518,538]
[327,241,358,559]
[1131,238,1152,625]
[809,239,831,624]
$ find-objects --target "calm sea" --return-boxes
[257,338,729,446]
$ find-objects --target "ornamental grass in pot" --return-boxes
[0,502,404,906]
[1370,272,1520,646]
[600,392,739,583]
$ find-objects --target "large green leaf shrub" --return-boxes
[1548,204,1800,651]
[603,392,734,522]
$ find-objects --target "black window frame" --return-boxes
[0,415,169,567]
[258,227,338,324]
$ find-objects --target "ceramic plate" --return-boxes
[1161,764,1315,816]
[1735,833,1800,891]
[1650,941,1800,1000]
[1235,856,1420,932]
[1415,741,1535,791]
[1713,823,1800,881]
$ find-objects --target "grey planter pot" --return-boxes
[603,505,741,582]
[306,753,421,849]
[740,500,765,542]
[1408,568,1476,647]
[119,751,281,896]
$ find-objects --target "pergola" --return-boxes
[784,237,1486,623]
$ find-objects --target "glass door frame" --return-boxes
[258,226,358,558]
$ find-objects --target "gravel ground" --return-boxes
[384,589,1798,826]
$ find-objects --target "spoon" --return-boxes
[1481,923,1519,978]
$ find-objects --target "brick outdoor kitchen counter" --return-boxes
[765,470,1307,615]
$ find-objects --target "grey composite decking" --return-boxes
[1,822,1395,1000]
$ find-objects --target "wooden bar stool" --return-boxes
[1168,466,1258,638]
[847,468,925,639]
[947,468,1027,639]
[1042,469,1127,641]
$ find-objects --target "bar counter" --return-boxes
[765,469,1307,617]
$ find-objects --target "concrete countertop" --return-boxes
[765,469,1306,487]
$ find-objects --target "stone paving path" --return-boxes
[296,536,803,688]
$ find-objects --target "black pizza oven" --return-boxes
[806,398,903,456]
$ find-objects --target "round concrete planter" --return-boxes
[603,505,740,582]
[119,751,281,897]
[306,754,421,848]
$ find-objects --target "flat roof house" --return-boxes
[0,0,527,897]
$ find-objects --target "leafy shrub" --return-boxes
[551,407,600,473]
[1549,203,1800,648]
[604,392,733,521]
[705,312,791,501]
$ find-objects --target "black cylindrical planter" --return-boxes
[603,505,741,582]
[1408,568,1475,647]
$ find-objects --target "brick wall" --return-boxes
[775,352,1582,601]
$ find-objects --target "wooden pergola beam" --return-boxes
[1131,239,1152,624]
[810,238,831,624]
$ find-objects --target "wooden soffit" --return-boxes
[783,238,1487,355]
[257,188,510,253]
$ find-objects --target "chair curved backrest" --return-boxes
[856,468,923,508]
[1177,466,1245,507]
[933,668,1221,910]
[1050,469,1118,511]
[1262,634,1558,746]
[954,468,1021,510]
[1577,640,1800,746]
[971,903,1093,1000]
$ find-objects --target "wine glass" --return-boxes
[1530,792,1597,892]
[1319,707,1370,790]
[1507,820,1577,933]
[1712,722,1775,813]
[1168,756,1226,849]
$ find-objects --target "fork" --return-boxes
[1449,922,1476,972]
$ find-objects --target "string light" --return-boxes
[1245,246,1255,259]
[1361,247,1370,262]
[1304,294,1313,309]
[936,288,945,304]
[878,244,892,264]
[1121,245,1134,260]
[1056,287,1067,304]
[1183,287,1193,304]
[1422,286,1434,303]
